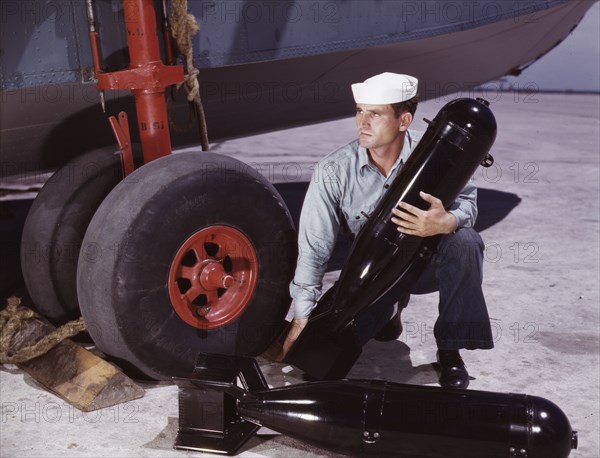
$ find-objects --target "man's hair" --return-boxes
[391,96,418,117]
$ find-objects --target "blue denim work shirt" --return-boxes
[290,129,478,319]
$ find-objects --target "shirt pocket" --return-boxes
[343,204,376,238]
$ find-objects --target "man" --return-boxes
[283,72,494,389]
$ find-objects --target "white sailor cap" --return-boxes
[352,72,418,104]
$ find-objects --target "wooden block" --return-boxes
[7,311,144,412]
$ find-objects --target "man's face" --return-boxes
[355,103,404,151]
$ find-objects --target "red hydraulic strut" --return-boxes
[88,0,184,165]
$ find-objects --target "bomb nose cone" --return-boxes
[528,395,578,457]
[433,97,497,147]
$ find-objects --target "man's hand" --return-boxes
[391,191,457,236]
[282,318,308,358]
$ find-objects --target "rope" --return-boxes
[0,297,87,365]
[169,0,209,151]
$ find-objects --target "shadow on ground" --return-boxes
[0,200,33,306]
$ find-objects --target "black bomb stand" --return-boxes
[173,354,578,457]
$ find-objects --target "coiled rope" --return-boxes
[169,0,209,151]
[0,297,86,365]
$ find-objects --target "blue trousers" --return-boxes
[354,228,494,350]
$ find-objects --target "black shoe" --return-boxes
[374,294,409,342]
[437,350,470,389]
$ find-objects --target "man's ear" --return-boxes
[399,112,413,132]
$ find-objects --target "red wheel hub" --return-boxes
[168,225,259,330]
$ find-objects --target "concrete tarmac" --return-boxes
[1,91,599,457]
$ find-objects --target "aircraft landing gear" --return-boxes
[76,152,296,379]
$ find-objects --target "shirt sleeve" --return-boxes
[448,177,478,229]
[289,160,342,319]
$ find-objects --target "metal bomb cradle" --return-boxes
[174,99,578,457]
[174,354,578,457]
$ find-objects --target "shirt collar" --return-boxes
[399,129,414,164]
[358,144,371,172]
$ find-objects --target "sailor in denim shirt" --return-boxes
[282,73,493,389]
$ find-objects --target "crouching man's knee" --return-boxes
[436,228,484,266]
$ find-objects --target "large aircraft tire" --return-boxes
[20,147,125,324]
[77,152,296,379]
